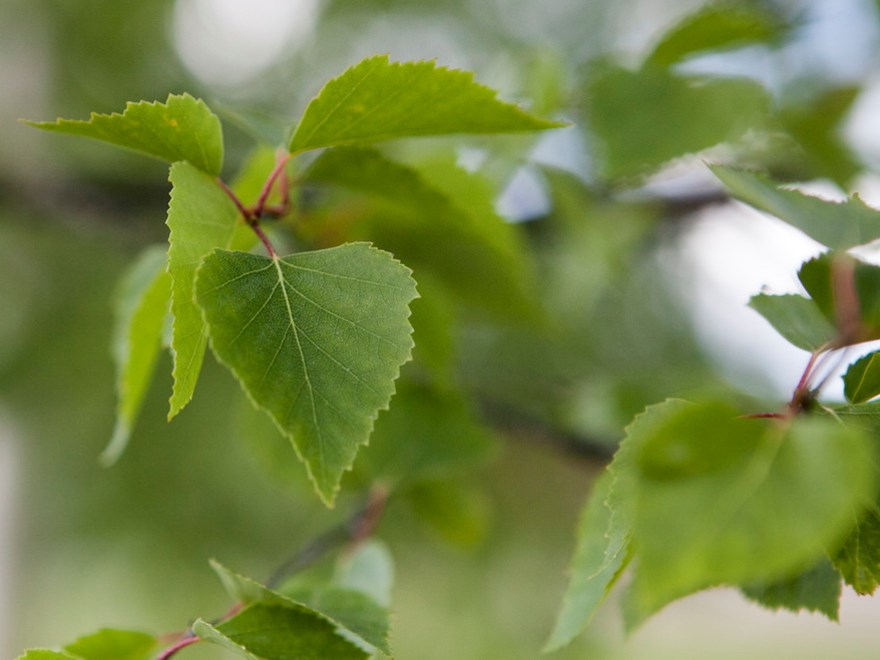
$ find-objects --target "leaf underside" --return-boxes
[289,54,564,153]
[195,243,417,505]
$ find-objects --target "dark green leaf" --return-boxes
[712,166,880,249]
[844,351,880,404]
[105,245,170,464]
[647,1,785,66]
[544,471,629,652]
[289,55,563,153]
[833,505,880,595]
[625,399,876,618]
[166,161,245,419]
[587,66,769,180]
[25,94,223,175]
[195,244,417,505]
[748,293,835,351]
[195,604,367,660]
[742,558,842,621]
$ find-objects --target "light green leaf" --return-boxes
[304,147,536,319]
[195,605,367,660]
[166,161,243,419]
[289,55,563,153]
[105,245,170,464]
[647,1,785,67]
[334,540,395,608]
[62,629,158,660]
[844,351,880,404]
[544,471,629,652]
[406,480,491,549]
[15,652,78,660]
[741,558,842,621]
[833,504,880,595]
[587,66,769,180]
[26,93,223,175]
[712,165,880,249]
[626,400,876,617]
[748,293,835,351]
[195,244,417,505]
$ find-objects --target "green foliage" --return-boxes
[742,559,842,620]
[748,293,835,352]
[844,352,880,404]
[16,630,157,660]
[833,502,880,595]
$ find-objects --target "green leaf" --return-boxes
[195,244,417,505]
[844,351,880,404]
[587,66,769,180]
[166,161,243,419]
[210,561,389,655]
[544,471,630,652]
[104,245,170,464]
[26,93,223,175]
[195,605,367,660]
[15,652,78,660]
[748,293,835,351]
[303,147,536,319]
[646,1,785,67]
[741,558,842,621]
[711,166,880,249]
[626,400,876,617]
[833,504,880,595]
[62,629,158,660]
[289,55,563,153]
[334,540,395,608]
[406,480,491,549]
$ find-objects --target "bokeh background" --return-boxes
[4,0,880,657]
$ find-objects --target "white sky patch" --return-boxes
[172,0,319,89]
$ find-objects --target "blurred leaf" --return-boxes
[832,496,880,595]
[16,630,157,660]
[587,65,769,180]
[712,166,880,249]
[214,101,291,148]
[647,1,785,66]
[166,161,243,419]
[104,245,170,464]
[15,652,78,659]
[26,94,224,175]
[748,293,834,351]
[544,471,629,652]
[741,558,842,621]
[334,540,395,608]
[289,55,563,153]
[303,146,537,319]
[195,245,417,505]
[195,604,367,659]
[624,399,876,618]
[844,351,880,404]
[407,479,491,549]
[353,386,498,491]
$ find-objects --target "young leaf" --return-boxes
[105,245,170,464]
[544,471,630,652]
[195,244,417,505]
[166,161,242,419]
[194,605,367,660]
[25,94,223,175]
[748,293,835,351]
[711,166,880,249]
[844,351,880,404]
[741,558,842,621]
[833,504,880,595]
[16,652,78,660]
[288,55,563,153]
[587,65,769,180]
[16,630,157,660]
[646,1,785,67]
[626,399,876,617]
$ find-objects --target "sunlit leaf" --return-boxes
[195,244,417,504]
[26,94,223,175]
[289,55,563,153]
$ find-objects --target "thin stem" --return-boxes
[254,153,293,218]
[250,220,278,258]
[155,633,199,660]
[216,177,253,221]
[215,177,278,258]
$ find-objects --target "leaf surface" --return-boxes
[712,166,880,249]
[833,504,880,595]
[105,246,170,463]
[195,244,417,504]
[289,55,562,153]
[625,400,876,617]
[844,351,880,404]
[26,94,223,175]
[741,558,842,621]
[748,293,835,351]
[166,161,242,418]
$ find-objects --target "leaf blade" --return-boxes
[844,351,880,404]
[748,293,835,351]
